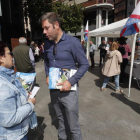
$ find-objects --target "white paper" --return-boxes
[29,86,40,98]
[106,47,109,50]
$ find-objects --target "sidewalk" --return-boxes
[28,60,140,140]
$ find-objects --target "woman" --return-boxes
[34,43,40,62]
[119,37,131,84]
[0,43,36,140]
[101,41,123,92]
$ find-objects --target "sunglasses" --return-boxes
[53,43,57,55]
[5,52,14,57]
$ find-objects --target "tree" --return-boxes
[23,0,52,31]
[52,1,84,34]
[23,0,84,35]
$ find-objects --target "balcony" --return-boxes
[81,0,114,10]
[114,5,125,13]
[98,0,114,4]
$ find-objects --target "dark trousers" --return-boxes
[41,52,44,60]
[120,58,128,83]
[90,52,95,67]
[50,89,82,140]
[35,55,39,62]
[99,54,106,66]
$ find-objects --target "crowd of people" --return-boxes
[0,11,140,140]
[30,41,44,62]
[81,36,137,92]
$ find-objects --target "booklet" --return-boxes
[15,72,36,93]
[29,86,40,98]
[49,67,77,91]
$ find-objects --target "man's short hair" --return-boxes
[19,37,27,44]
[39,12,61,28]
[109,40,113,42]
[31,41,35,44]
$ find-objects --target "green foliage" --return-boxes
[52,1,84,34]
[23,0,84,34]
[23,0,52,31]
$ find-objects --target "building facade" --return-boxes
[114,0,138,22]
[66,0,114,49]
[0,0,24,46]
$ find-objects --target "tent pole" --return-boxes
[128,34,137,98]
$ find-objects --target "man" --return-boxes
[13,37,35,73]
[80,40,86,54]
[89,41,95,68]
[40,42,44,61]
[106,40,113,49]
[98,40,107,67]
[30,41,35,55]
[40,12,89,140]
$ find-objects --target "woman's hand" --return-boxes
[28,98,36,105]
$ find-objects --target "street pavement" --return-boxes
[28,51,140,140]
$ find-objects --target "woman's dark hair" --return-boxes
[0,42,7,56]
[119,37,127,45]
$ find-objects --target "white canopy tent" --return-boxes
[88,18,140,97]
[89,18,128,37]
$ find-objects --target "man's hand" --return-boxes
[57,80,71,92]
[46,76,49,85]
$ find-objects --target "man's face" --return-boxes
[42,19,58,41]
[102,41,105,44]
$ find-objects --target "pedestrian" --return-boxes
[40,12,89,140]
[80,40,86,54]
[13,37,35,73]
[89,41,95,68]
[98,40,107,67]
[34,43,40,62]
[0,43,36,140]
[118,37,131,84]
[30,41,35,55]
[40,42,44,61]
[134,37,140,60]
[101,41,123,92]
[106,40,113,50]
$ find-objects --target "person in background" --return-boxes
[89,41,95,68]
[134,38,140,60]
[107,40,113,48]
[40,12,89,140]
[0,43,36,140]
[34,43,40,62]
[40,42,44,61]
[101,41,123,92]
[13,37,35,73]
[81,40,86,54]
[30,41,35,55]
[98,40,107,67]
[118,37,131,84]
